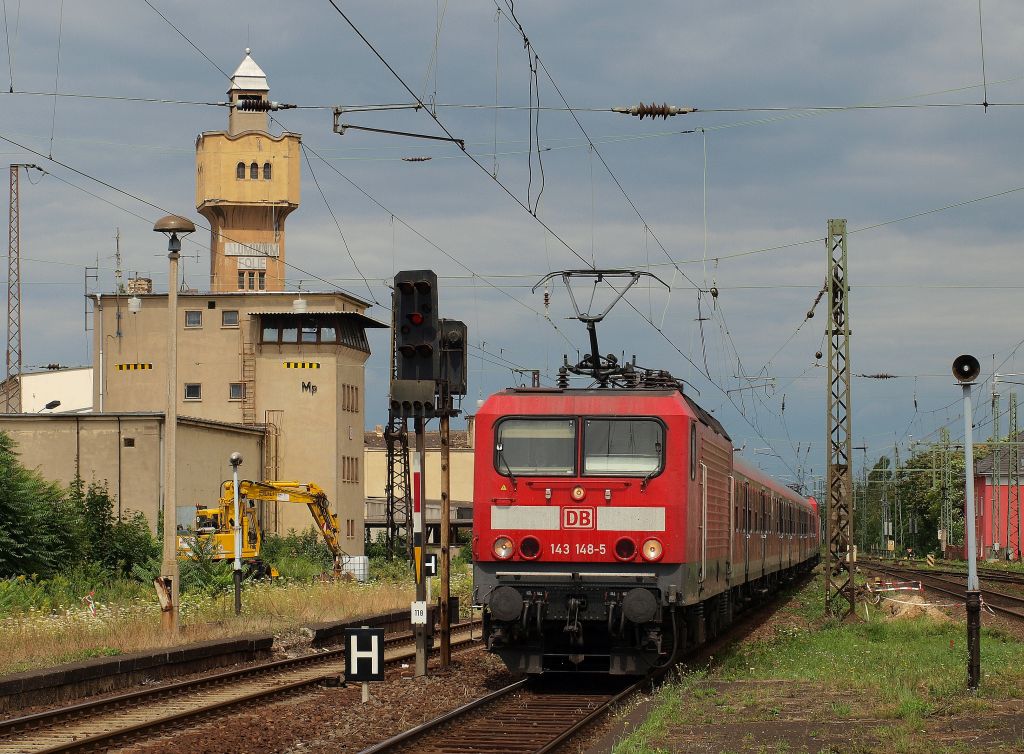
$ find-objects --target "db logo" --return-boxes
[562,507,595,529]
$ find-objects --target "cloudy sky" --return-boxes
[3,1,1024,490]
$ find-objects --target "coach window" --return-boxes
[495,418,576,476]
[583,418,663,476]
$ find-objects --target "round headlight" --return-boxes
[519,536,541,560]
[614,537,637,561]
[571,486,586,501]
[493,536,515,560]
[640,538,664,562]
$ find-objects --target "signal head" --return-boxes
[952,354,981,384]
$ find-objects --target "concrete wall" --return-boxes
[0,414,263,533]
[19,369,93,413]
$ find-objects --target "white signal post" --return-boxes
[413,421,428,676]
[230,452,243,615]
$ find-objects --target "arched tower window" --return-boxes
[250,162,259,179]
[236,162,245,179]
[263,162,272,180]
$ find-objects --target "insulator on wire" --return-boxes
[401,156,433,162]
[612,102,697,119]
[235,96,293,112]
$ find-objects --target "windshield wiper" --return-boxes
[641,442,662,491]
[495,442,518,490]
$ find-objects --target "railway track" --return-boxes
[861,558,1024,587]
[359,675,639,754]
[860,561,1024,620]
[361,572,816,754]
[0,621,480,754]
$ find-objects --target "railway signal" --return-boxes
[439,319,468,396]
[394,270,439,382]
[390,271,469,676]
[953,353,982,690]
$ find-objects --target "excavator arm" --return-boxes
[226,480,346,573]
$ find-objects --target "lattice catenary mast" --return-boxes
[825,218,854,617]
[6,165,25,412]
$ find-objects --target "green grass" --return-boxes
[613,572,1024,753]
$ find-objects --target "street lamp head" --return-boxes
[153,215,196,258]
[229,451,243,468]
[952,354,981,384]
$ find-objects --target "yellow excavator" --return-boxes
[176,480,345,576]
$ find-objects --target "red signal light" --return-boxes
[409,312,424,326]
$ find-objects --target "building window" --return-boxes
[342,384,360,413]
[258,271,266,290]
[184,383,202,400]
[258,314,369,352]
[222,310,239,327]
[341,455,360,483]
[184,310,202,328]
[263,162,272,180]
[247,271,256,290]
[123,437,135,448]
[238,272,245,290]
[229,383,245,401]
[236,162,245,179]
[249,162,258,179]
[346,519,355,539]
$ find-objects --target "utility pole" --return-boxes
[894,444,903,554]
[992,381,1002,558]
[825,218,854,618]
[438,382,452,667]
[880,457,891,556]
[941,427,953,550]
[1009,393,1020,560]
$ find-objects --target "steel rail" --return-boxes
[861,562,1024,620]
[0,622,480,754]
[358,678,530,754]
[861,557,1024,586]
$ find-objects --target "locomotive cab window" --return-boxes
[495,418,576,476]
[583,418,664,476]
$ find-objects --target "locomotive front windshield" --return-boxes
[583,419,663,475]
[495,418,576,475]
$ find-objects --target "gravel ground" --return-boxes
[119,644,517,754]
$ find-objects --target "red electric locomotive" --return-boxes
[472,382,819,674]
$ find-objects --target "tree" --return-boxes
[0,431,72,577]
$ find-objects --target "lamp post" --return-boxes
[37,400,60,412]
[230,451,243,615]
[154,215,195,635]
[953,354,982,689]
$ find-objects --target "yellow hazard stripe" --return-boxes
[283,361,321,369]
[116,363,153,371]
